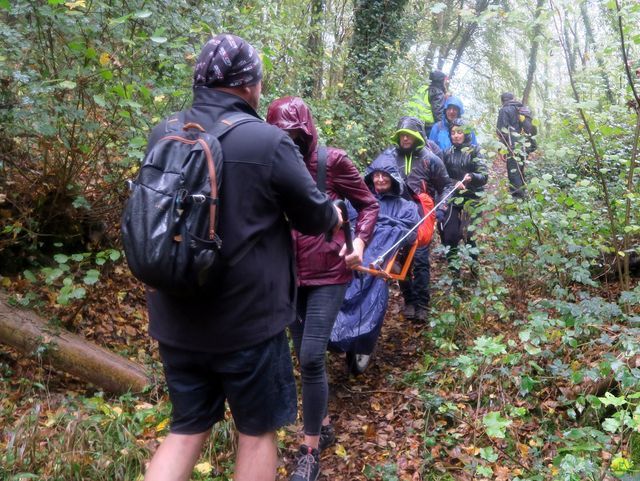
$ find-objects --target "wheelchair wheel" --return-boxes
[346,351,372,376]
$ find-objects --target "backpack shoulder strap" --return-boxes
[209,113,260,140]
[164,112,259,138]
[316,145,328,193]
[164,111,186,133]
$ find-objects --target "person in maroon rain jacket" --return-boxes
[267,97,379,481]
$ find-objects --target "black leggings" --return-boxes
[439,203,477,270]
[290,283,347,436]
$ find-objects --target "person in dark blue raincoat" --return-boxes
[329,151,420,367]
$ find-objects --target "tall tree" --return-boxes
[423,0,497,78]
[302,0,326,99]
[339,0,411,160]
[522,0,545,104]
[345,0,410,83]
[447,0,493,78]
[579,0,615,103]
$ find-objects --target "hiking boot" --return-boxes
[318,423,336,452]
[403,304,416,320]
[290,445,320,481]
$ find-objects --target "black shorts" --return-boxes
[158,331,297,436]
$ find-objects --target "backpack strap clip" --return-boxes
[190,194,207,204]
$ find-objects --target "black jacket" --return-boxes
[496,100,523,148]
[428,70,447,124]
[145,89,337,353]
[442,143,488,201]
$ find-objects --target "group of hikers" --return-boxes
[137,34,537,481]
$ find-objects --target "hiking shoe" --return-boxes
[403,304,416,319]
[318,423,336,452]
[289,445,320,481]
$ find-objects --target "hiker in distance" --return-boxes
[496,92,538,199]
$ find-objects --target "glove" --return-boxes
[436,208,446,223]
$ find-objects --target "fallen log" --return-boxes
[0,291,150,394]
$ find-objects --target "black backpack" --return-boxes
[517,105,538,153]
[121,111,258,295]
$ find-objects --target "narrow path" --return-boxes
[282,155,509,480]
[282,287,427,480]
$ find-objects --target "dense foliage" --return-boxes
[0,0,639,480]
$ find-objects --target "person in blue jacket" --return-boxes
[429,96,477,151]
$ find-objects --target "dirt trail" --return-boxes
[285,156,509,480]
[281,288,427,480]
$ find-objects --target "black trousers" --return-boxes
[399,245,430,310]
[506,153,526,198]
[439,203,477,272]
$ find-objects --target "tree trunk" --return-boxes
[302,0,325,99]
[345,0,409,82]
[448,24,477,78]
[522,0,545,105]
[581,1,614,103]
[563,15,577,74]
[0,292,149,394]
[447,0,492,79]
[341,0,409,154]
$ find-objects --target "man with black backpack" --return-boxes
[496,92,537,199]
[139,34,342,481]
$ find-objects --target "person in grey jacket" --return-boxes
[496,92,533,198]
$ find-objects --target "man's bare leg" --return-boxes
[144,431,210,481]
[235,431,278,481]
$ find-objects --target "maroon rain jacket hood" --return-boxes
[266,96,318,159]
[267,96,379,286]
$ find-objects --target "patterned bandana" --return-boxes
[193,34,262,88]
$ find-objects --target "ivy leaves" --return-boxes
[482,412,513,439]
